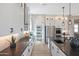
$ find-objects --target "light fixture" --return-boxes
[62,6,65,26]
[69,3,72,25]
[69,20,72,25]
[46,17,49,20]
[65,17,68,20]
[62,21,64,26]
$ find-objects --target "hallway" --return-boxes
[31,41,51,56]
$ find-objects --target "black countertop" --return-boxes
[0,37,29,56]
[52,39,79,56]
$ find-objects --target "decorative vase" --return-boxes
[10,43,16,48]
[70,37,79,50]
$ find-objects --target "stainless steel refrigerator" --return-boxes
[45,26,56,44]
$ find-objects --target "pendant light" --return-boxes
[69,3,72,25]
[62,6,65,26]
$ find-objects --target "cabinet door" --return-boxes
[58,49,66,56]
[27,44,32,55]
[27,46,31,56]
[55,45,66,56]
[51,41,57,56]
[21,47,28,56]
[27,41,34,56]
[51,44,54,55]
[53,44,60,56]
[55,47,61,56]
[54,45,66,56]
[51,41,66,56]
[51,42,54,55]
[22,40,34,56]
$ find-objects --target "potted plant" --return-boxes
[8,35,16,48]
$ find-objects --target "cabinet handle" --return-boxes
[28,49,30,52]
[57,48,59,51]
[57,51,59,53]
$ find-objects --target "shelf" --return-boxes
[36,26,42,41]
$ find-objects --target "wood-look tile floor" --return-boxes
[31,41,51,56]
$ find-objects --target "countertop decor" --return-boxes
[70,37,79,50]
[10,36,16,48]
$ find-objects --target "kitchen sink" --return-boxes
[54,40,64,44]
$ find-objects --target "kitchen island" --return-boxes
[51,39,79,56]
[0,37,34,56]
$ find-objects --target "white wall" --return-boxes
[0,3,31,52]
[0,3,24,36]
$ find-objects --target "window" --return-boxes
[74,24,78,32]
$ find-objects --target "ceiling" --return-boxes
[27,3,79,16]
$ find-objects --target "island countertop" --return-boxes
[0,37,29,56]
[52,39,79,56]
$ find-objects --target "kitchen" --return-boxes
[27,3,79,56]
[0,3,79,56]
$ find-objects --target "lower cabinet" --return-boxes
[21,40,34,56]
[27,41,34,56]
[22,46,29,56]
[51,41,66,56]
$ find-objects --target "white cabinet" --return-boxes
[27,41,34,56]
[22,46,29,56]
[21,40,34,56]
[51,41,66,56]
